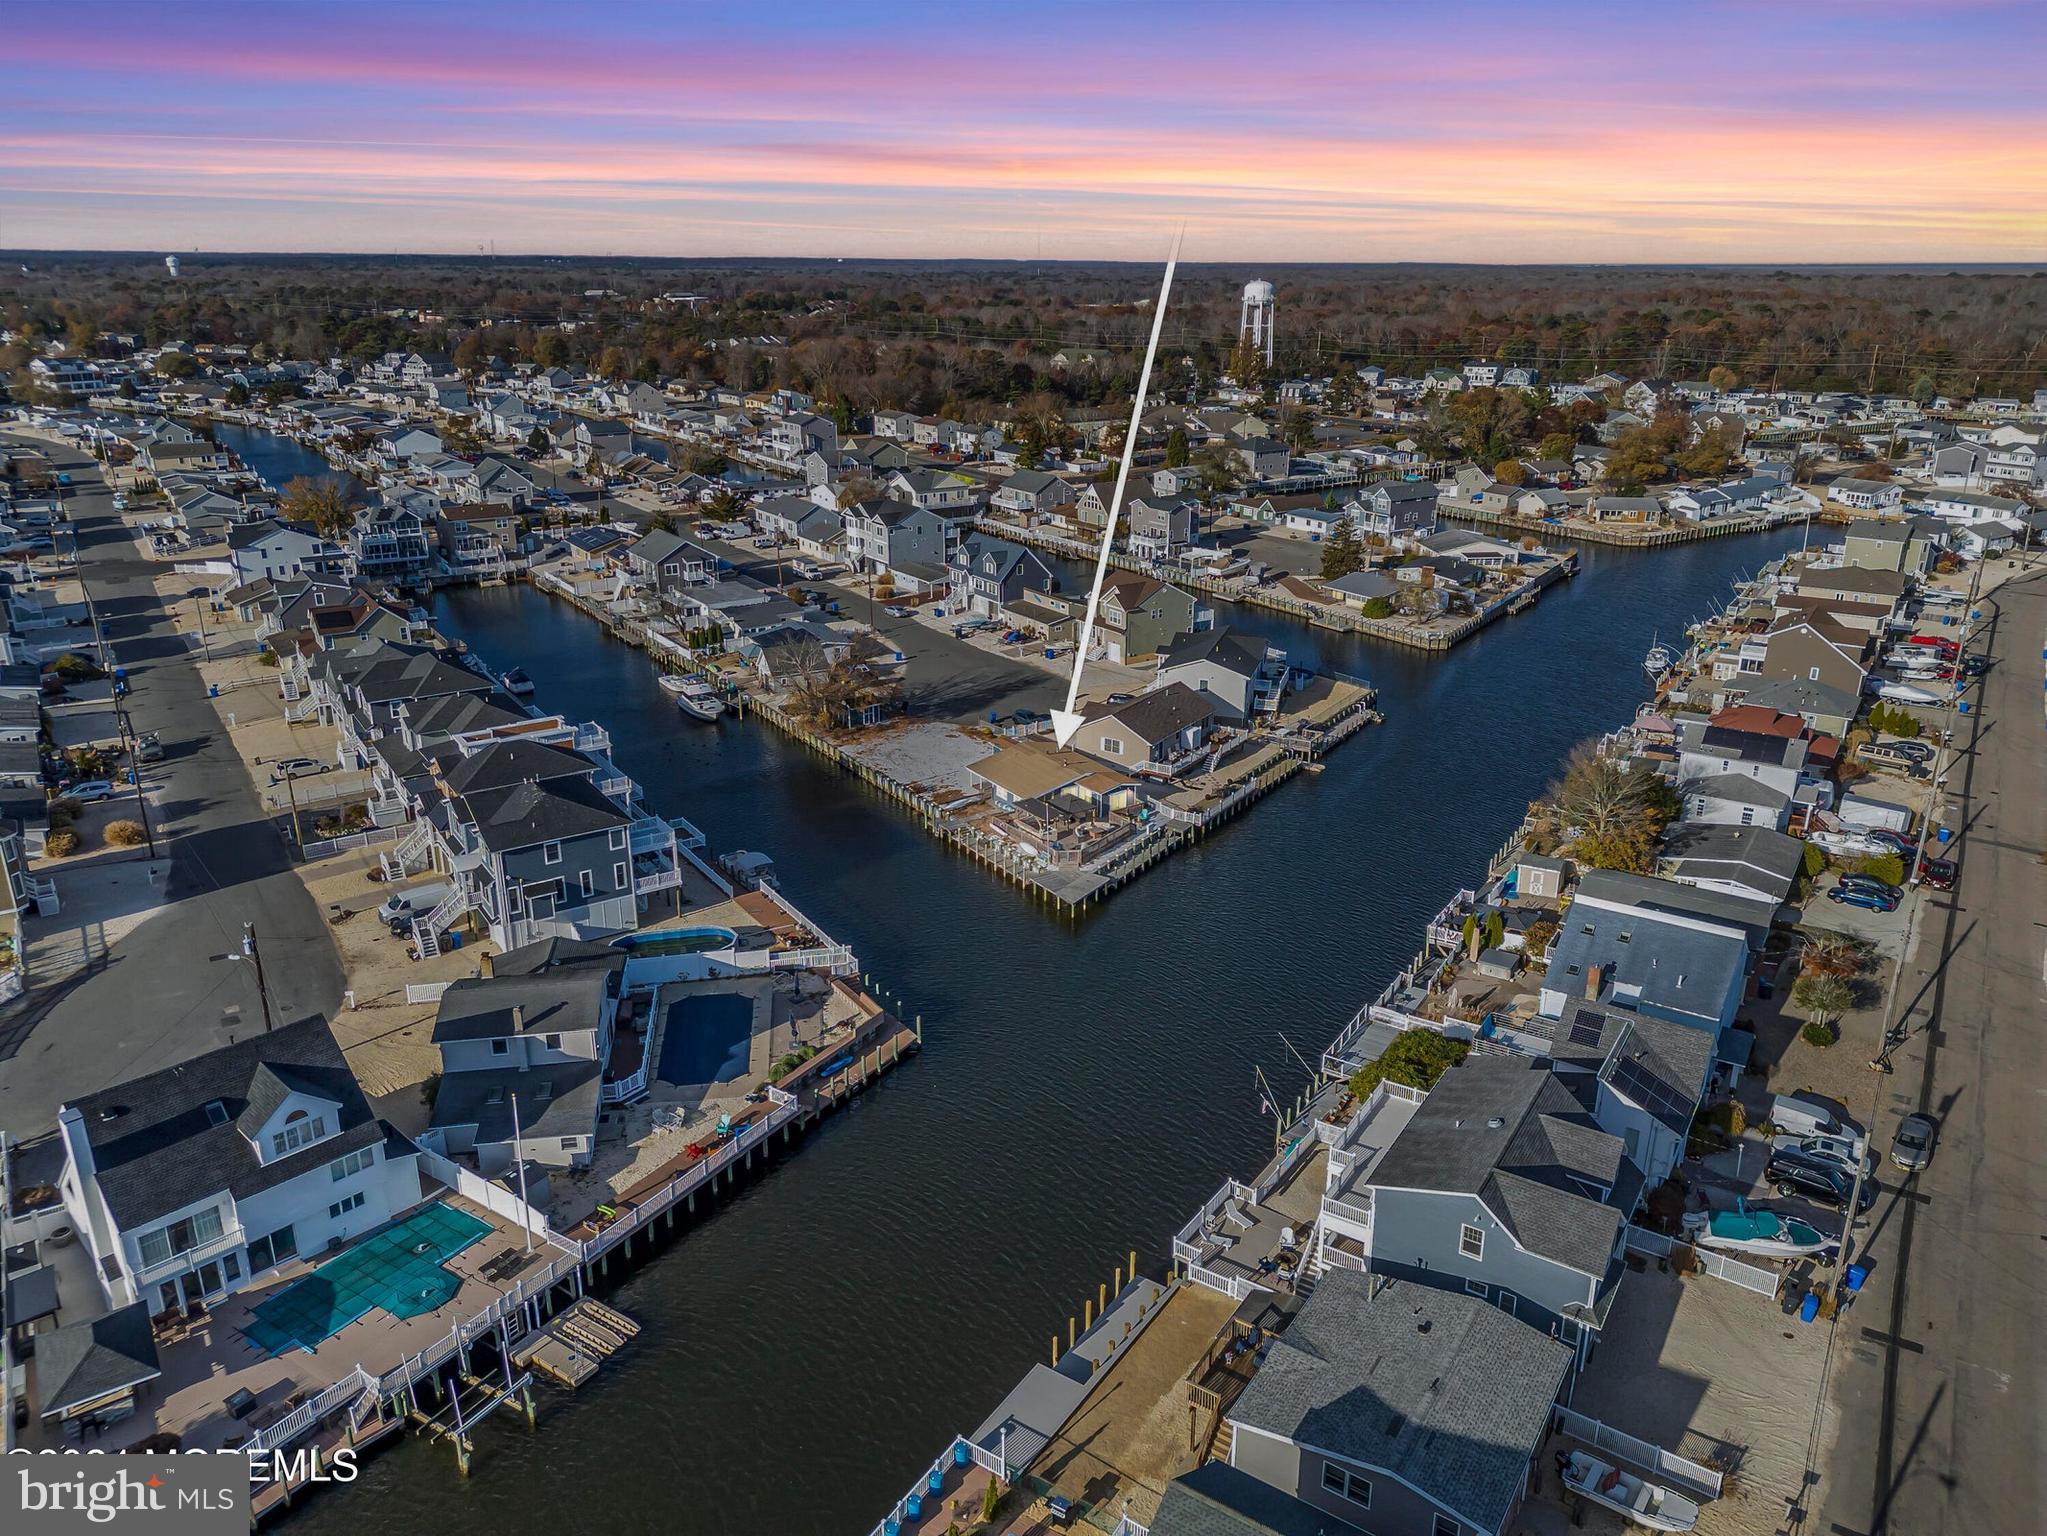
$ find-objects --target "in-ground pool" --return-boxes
[614,926,737,958]
[656,993,755,1086]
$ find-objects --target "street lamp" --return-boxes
[212,923,277,1033]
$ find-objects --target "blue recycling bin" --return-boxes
[928,1469,944,1495]
[208,684,219,698]
[1845,1263,1869,1292]
[1958,700,1970,715]
[1938,827,1951,843]
[953,1442,970,1468]
[905,1494,924,1520]
[1800,1291,1820,1324]
[446,931,462,951]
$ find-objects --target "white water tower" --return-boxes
[165,255,180,278]
[1239,279,1275,366]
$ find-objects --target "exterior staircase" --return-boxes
[410,882,473,959]
[379,818,435,883]
[1208,1419,1235,1467]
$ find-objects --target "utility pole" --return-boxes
[510,1093,533,1252]
[109,669,158,858]
[242,923,276,1033]
[280,769,305,848]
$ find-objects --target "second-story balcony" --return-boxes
[133,1220,248,1286]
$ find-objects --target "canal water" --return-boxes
[210,420,370,497]
[283,516,1807,1536]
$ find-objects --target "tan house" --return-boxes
[1761,621,1869,697]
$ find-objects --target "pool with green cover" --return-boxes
[242,1201,491,1356]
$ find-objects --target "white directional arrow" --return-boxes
[1051,237,1182,748]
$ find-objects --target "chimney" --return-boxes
[1585,963,1604,1000]
[511,1004,524,1032]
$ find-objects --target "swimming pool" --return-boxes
[614,926,737,958]
[656,993,754,1087]
[242,1201,490,1356]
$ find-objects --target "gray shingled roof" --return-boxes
[1150,1462,1334,1536]
[1083,682,1215,745]
[67,1018,385,1230]
[455,774,629,854]
[1159,625,1266,677]
[35,1303,161,1417]
[431,961,616,1045]
[1369,1056,1634,1277]
[428,1061,603,1145]
[436,739,594,798]
[1228,1272,1571,1533]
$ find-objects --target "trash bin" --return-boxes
[446,931,462,951]
[1799,1291,1821,1323]
[1845,1263,1869,1292]
[208,684,219,698]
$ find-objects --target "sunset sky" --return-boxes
[4,0,2042,262]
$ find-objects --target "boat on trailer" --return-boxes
[671,676,724,720]
[1681,1202,1835,1260]
[1559,1449,1702,1531]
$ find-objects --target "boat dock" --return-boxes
[509,1298,641,1390]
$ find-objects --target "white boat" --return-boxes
[1876,680,1942,706]
[657,674,691,697]
[499,667,535,698]
[1559,1450,1701,1532]
[672,677,724,720]
[1681,1203,1835,1260]
[1643,638,1674,679]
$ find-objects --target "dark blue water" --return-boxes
[209,420,371,497]
[284,519,1805,1536]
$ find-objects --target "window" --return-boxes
[328,1191,366,1219]
[490,1038,510,1056]
[330,1147,374,1181]
[542,841,562,865]
[247,1224,297,1273]
[544,1033,562,1051]
[1495,1290,1518,1317]
[138,1206,225,1269]
[579,869,595,898]
[1459,1223,1485,1260]
[1464,1278,1489,1299]
[559,1136,577,1151]
[614,862,629,889]
[608,827,627,851]
[1434,1517,1460,1536]
[1098,735,1125,757]
[203,1099,230,1126]
[270,1113,328,1159]
[1320,1463,1372,1508]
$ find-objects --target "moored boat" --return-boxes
[500,667,536,697]
[1681,1202,1834,1260]
[1559,1449,1701,1531]
[1643,637,1674,678]
[672,676,724,720]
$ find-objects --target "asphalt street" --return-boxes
[1817,565,2047,1536]
[0,438,344,1137]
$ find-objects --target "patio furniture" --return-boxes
[224,1388,258,1421]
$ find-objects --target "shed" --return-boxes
[1515,853,1570,900]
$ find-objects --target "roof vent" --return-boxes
[96,1104,128,1123]
[1487,1116,1504,1129]
[1415,1319,1432,1335]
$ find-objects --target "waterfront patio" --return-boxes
[14,1189,568,1455]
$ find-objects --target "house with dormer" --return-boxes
[55,1017,421,1315]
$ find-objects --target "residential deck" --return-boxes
[15,1188,571,1455]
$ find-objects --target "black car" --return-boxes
[1837,872,1903,902]
[1767,1148,1878,1211]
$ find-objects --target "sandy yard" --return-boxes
[1568,1262,1840,1536]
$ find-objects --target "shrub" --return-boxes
[104,819,147,847]
[980,1481,1004,1523]
[44,828,80,858]
[47,798,79,825]
[1854,853,1907,888]
[1792,973,1854,1025]
[1348,1027,1470,1100]
[49,652,103,681]
[1801,1019,1838,1048]
[1801,842,1826,879]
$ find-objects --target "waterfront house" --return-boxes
[948,535,1058,619]
[1740,674,1859,738]
[1349,478,1440,540]
[1153,626,1289,722]
[571,418,633,472]
[1124,493,1200,561]
[227,520,346,586]
[55,1016,421,1315]
[1232,436,1292,482]
[435,502,522,567]
[1657,822,1806,910]
[1825,477,1904,512]
[1543,1002,1717,1189]
[1323,569,1403,611]
[1842,516,1942,575]
[1756,620,1871,701]
[1225,1270,1573,1536]
[1675,707,1832,831]
[1794,563,1911,614]
[1319,1056,1641,1353]
[841,498,972,591]
[1538,869,1760,1068]
[345,501,435,582]
[664,579,806,642]
[457,456,542,509]
[423,938,625,1173]
[883,467,980,512]
[1915,487,2027,527]
[621,529,716,587]
[991,469,1078,522]
[1069,684,1217,775]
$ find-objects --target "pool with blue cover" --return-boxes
[241,1201,491,1356]
[657,993,754,1086]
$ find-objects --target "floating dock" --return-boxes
[510,1298,641,1390]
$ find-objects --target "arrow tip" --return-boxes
[1049,709,1085,748]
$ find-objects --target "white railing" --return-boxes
[768,943,856,975]
[579,1088,800,1262]
[634,867,683,895]
[412,880,474,949]
[1185,1262,1266,1302]
[299,823,404,861]
[1552,1404,1724,1500]
[415,1147,560,1245]
[133,1222,249,1284]
[866,1437,1000,1536]
[404,982,452,1006]
[1626,1225,1779,1296]
[1322,1192,1375,1230]
[247,1365,381,1455]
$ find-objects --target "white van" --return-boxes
[1770,1091,1852,1140]
[378,881,453,926]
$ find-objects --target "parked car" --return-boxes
[883,605,913,619]
[1770,1091,1855,1139]
[269,756,328,783]
[1827,884,1898,913]
[1837,873,1903,902]
[1890,1113,1937,1172]
[64,780,116,802]
[133,733,164,763]
[1887,740,1935,763]
[1863,828,1918,857]
[1797,1132,1876,1179]
[1767,1148,1877,1211]
[1918,856,1956,890]
[377,881,453,926]
[1959,654,1992,677]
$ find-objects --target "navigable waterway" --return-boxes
[206,404,1804,1534]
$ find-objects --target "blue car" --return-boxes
[1827,885,1898,913]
